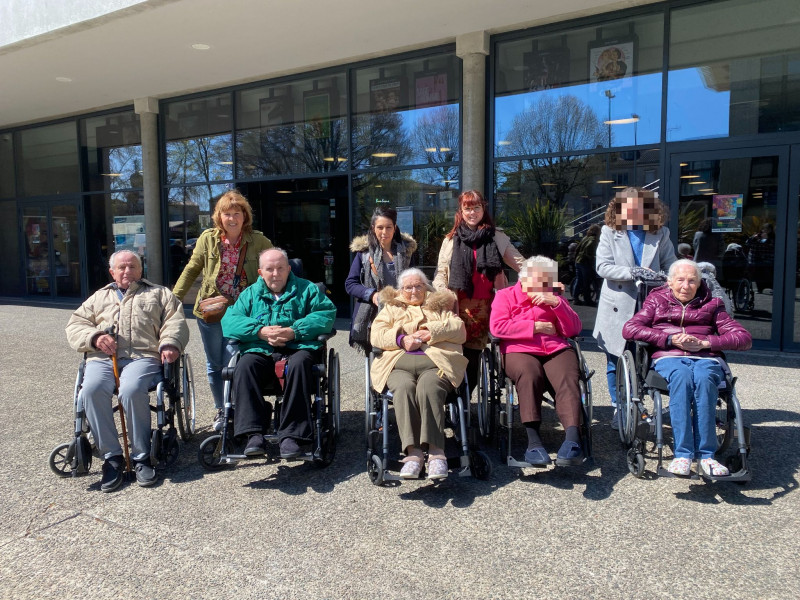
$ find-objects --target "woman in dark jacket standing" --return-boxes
[622,260,751,477]
[345,206,416,352]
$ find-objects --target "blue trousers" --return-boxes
[197,319,237,410]
[654,357,724,460]
[605,352,618,407]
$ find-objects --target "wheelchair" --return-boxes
[364,348,492,485]
[616,274,751,482]
[477,335,594,469]
[49,353,197,477]
[198,332,340,470]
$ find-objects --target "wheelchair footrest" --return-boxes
[507,456,549,469]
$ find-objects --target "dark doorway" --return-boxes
[240,176,350,316]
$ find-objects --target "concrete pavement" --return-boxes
[1,303,799,600]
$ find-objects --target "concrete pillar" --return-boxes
[456,31,490,195]
[134,97,163,284]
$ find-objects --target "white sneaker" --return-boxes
[610,408,620,430]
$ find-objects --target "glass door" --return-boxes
[21,200,83,298]
[670,147,790,350]
[785,145,800,352]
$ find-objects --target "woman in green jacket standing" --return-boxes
[173,190,273,431]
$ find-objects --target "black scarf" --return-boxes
[448,224,502,297]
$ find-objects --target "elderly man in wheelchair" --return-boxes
[65,250,189,492]
[219,248,336,461]
[622,259,751,478]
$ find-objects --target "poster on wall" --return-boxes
[259,92,293,129]
[370,77,405,113]
[588,37,636,89]
[415,72,448,109]
[711,193,743,233]
[523,47,571,92]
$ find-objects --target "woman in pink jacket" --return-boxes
[490,255,584,466]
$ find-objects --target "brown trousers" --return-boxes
[504,348,581,428]
[386,353,453,452]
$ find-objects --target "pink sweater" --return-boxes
[489,283,582,356]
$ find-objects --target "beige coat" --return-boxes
[433,229,524,293]
[66,279,189,362]
[369,287,469,392]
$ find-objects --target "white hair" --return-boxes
[521,255,558,273]
[667,259,701,280]
[259,247,289,267]
[109,250,142,269]
[397,268,433,291]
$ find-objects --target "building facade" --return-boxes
[1,0,799,351]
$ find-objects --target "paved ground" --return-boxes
[1,303,799,600]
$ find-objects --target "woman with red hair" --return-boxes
[433,190,523,393]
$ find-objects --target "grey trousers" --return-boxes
[386,353,453,452]
[80,357,162,461]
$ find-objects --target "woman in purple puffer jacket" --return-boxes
[622,259,752,478]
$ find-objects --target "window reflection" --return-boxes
[19,122,80,196]
[0,133,14,199]
[353,168,461,273]
[81,112,142,193]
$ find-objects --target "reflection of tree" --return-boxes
[503,95,606,206]
[166,136,231,198]
[411,105,459,187]
[107,146,143,191]
[504,197,567,259]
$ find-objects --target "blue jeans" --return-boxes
[197,319,237,410]
[654,357,724,460]
[605,352,618,407]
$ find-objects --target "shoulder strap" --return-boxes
[232,242,248,288]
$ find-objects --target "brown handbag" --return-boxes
[198,242,248,323]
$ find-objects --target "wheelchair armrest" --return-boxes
[488,333,500,344]
[371,348,384,357]
[317,329,337,343]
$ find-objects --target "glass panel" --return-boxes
[353,168,461,276]
[19,122,80,196]
[495,13,663,156]
[236,72,348,177]
[0,200,22,295]
[795,179,800,344]
[81,111,142,193]
[165,93,233,184]
[352,53,461,169]
[494,151,661,330]
[23,206,51,295]
[52,203,81,297]
[0,132,15,199]
[166,184,232,289]
[676,156,779,342]
[668,0,800,141]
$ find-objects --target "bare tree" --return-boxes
[411,105,459,188]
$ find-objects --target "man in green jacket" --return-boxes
[221,248,336,459]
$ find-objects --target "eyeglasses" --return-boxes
[462,205,484,214]
[402,284,426,293]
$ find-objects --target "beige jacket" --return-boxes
[369,287,468,392]
[66,279,189,362]
[433,229,524,293]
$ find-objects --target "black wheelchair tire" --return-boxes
[176,354,196,442]
[327,349,341,437]
[198,434,230,470]
[470,450,493,480]
[627,448,645,478]
[616,351,638,446]
[367,454,384,486]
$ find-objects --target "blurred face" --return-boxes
[519,263,559,294]
[221,207,244,238]
[109,252,142,290]
[669,264,700,304]
[373,217,396,249]
[461,202,484,229]
[259,250,290,294]
[400,275,426,306]
[616,194,645,228]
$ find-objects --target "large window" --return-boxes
[81,111,142,193]
[668,0,800,141]
[236,72,348,178]
[0,133,14,199]
[19,122,80,196]
[352,53,461,171]
[495,13,664,157]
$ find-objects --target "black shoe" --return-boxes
[100,457,124,493]
[244,434,267,457]
[555,440,584,467]
[279,437,303,459]
[134,460,157,487]
[212,409,225,433]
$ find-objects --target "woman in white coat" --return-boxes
[592,187,676,429]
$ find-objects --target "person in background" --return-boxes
[574,224,601,306]
[677,243,693,260]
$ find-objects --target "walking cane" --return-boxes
[106,324,132,476]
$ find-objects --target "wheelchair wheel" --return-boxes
[327,349,341,436]
[153,428,179,467]
[616,351,638,445]
[367,454,384,486]
[198,434,231,470]
[470,450,492,480]
[176,354,196,442]
[734,279,753,312]
[626,448,645,478]
[715,398,734,456]
[476,349,494,440]
[49,437,92,477]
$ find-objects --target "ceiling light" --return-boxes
[604,117,640,125]
[55,77,72,83]
[680,163,688,167]
[375,185,383,188]
[276,190,292,194]
[698,189,715,192]
[498,140,511,146]
[439,147,451,152]
[509,191,521,195]
[541,182,556,187]
[101,173,122,177]
[425,147,437,152]
[596,180,614,184]
[191,43,211,50]
[612,185,627,189]
[323,157,335,162]
[688,181,707,185]
[680,175,700,179]
[217,161,233,165]
[371,152,397,158]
